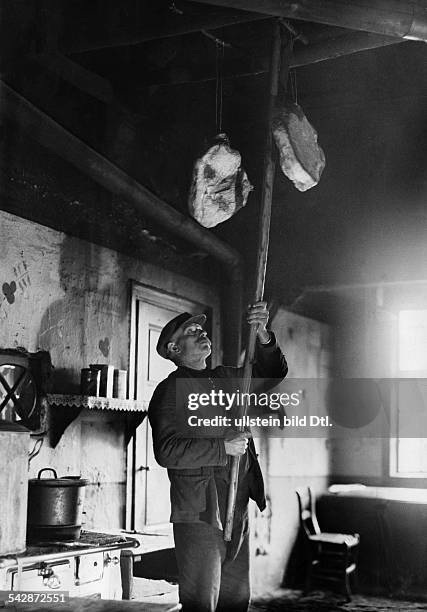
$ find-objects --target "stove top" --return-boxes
[0,531,139,567]
[38,530,130,548]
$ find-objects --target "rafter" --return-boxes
[189,0,427,42]
[62,6,267,53]
[135,31,404,87]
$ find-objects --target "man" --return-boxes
[148,302,287,611]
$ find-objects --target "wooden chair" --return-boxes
[295,487,360,601]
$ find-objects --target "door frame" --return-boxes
[126,280,220,529]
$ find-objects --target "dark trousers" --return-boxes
[173,521,250,612]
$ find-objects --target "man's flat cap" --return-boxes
[156,312,207,359]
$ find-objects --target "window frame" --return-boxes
[389,308,427,480]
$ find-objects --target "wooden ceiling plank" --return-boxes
[34,53,114,104]
[188,0,427,42]
[137,31,405,87]
[63,8,267,54]
[292,31,405,67]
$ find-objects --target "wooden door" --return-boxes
[134,302,178,527]
[128,285,207,530]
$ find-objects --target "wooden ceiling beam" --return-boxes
[62,8,267,54]
[189,0,427,42]
[0,80,241,270]
[293,31,405,67]
[34,54,114,104]
[16,54,145,131]
[137,31,405,87]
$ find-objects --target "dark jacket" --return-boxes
[148,333,287,529]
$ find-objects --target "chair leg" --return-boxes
[344,572,352,602]
[303,560,313,595]
[352,566,359,593]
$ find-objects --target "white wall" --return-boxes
[0,210,219,529]
[250,309,332,595]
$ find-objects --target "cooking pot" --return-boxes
[0,420,30,555]
[27,468,89,542]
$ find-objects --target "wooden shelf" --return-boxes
[46,394,147,448]
[47,394,146,413]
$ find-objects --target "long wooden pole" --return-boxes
[224,20,289,541]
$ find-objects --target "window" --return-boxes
[398,310,427,372]
[390,309,427,478]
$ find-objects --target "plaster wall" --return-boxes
[250,309,332,595]
[330,292,403,483]
[0,210,219,529]
[329,285,427,484]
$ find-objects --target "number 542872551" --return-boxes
[0,591,69,605]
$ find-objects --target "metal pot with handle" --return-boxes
[27,468,89,542]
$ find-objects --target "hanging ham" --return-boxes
[272,103,325,192]
[188,134,253,228]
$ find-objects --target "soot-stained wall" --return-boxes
[0,209,219,528]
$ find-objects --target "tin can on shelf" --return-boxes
[113,369,127,399]
[80,368,100,396]
[89,364,114,397]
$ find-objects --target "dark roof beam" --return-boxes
[137,31,405,87]
[34,53,114,104]
[189,0,427,42]
[63,8,267,54]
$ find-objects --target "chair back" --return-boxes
[296,486,321,537]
